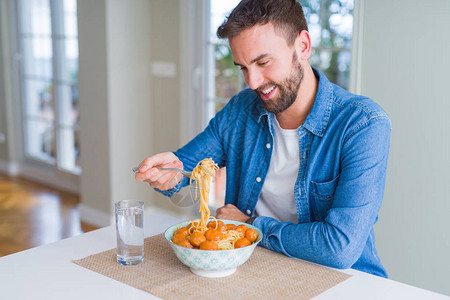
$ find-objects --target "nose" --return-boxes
[245,68,264,90]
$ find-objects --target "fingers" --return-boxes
[140,168,181,190]
[135,152,184,190]
[153,160,183,183]
[138,152,179,173]
[135,152,179,180]
[150,172,183,190]
[216,204,249,222]
[216,204,239,219]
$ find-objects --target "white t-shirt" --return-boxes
[254,116,299,223]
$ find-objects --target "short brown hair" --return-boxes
[217,0,308,46]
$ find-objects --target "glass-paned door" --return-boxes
[17,0,80,174]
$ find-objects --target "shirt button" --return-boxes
[266,143,271,149]
[246,209,251,215]
[256,177,261,182]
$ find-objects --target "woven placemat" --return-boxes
[73,234,351,299]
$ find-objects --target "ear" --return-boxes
[295,30,311,60]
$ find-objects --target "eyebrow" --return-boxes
[234,53,271,67]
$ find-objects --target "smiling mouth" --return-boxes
[258,85,277,100]
[261,86,275,95]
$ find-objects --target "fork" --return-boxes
[132,166,192,178]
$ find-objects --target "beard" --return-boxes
[255,51,304,114]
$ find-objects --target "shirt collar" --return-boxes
[255,66,333,137]
[302,67,333,137]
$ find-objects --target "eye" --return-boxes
[239,66,247,71]
[258,60,269,66]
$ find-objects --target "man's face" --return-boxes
[229,23,304,114]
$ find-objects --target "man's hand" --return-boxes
[135,152,184,190]
[216,204,249,222]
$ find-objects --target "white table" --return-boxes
[0,211,448,300]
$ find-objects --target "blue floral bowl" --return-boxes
[164,219,263,277]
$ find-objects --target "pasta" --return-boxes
[189,158,219,231]
[171,158,259,250]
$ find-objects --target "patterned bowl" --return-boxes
[164,219,263,278]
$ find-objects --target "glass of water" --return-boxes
[115,200,144,265]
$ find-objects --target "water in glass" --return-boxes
[115,200,144,265]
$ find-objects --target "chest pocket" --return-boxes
[309,175,340,221]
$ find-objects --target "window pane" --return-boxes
[300,0,353,90]
[329,0,353,37]
[24,79,54,121]
[309,49,321,68]
[301,0,321,47]
[20,0,51,35]
[26,119,55,161]
[74,129,80,169]
[55,38,78,83]
[214,45,244,102]
[209,0,240,42]
[65,38,78,83]
[301,0,321,13]
[56,82,79,172]
[313,49,351,90]
[328,0,353,48]
[59,127,80,172]
[335,50,351,89]
[22,36,53,79]
[301,0,353,49]
[63,0,78,38]
[58,84,78,127]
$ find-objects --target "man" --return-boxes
[135,0,390,277]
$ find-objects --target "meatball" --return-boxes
[234,238,251,248]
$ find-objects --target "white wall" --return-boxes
[359,0,450,295]
[77,0,195,226]
[77,0,112,224]
[77,0,154,226]
[147,0,193,218]
[106,0,154,213]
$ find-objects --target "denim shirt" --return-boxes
[160,68,391,277]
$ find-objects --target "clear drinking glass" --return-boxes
[115,200,144,265]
